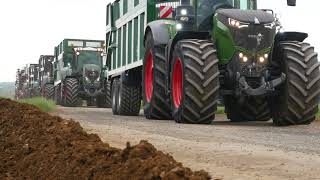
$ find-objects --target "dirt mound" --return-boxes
[0,98,210,180]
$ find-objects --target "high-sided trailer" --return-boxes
[105,0,320,126]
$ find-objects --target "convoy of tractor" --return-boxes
[15,0,320,126]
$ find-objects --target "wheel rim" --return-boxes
[145,50,154,102]
[172,58,183,108]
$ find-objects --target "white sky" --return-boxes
[0,0,318,82]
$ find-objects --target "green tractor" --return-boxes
[26,64,41,98]
[106,0,319,125]
[53,39,111,107]
[38,55,55,100]
[15,68,27,100]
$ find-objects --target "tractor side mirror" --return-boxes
[287,0,296,6]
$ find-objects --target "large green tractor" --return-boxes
[106,0,319,126]
[26,64,41,98]
[53,39,110,107]
[38,55,55,100]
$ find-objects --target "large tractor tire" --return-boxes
[96,81,112,108]
[105,81,112,108]
[44,84,54,100]
[63,78,80,107]
[224,96,270,122]
[54,84,62,105]
[270,41,320,126]
[142,32,171,119]
[170,39,220,124]
[112,79,120,115]
[117,77,141,116]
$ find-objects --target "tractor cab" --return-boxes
[72,48,103,70]
[72,47,104,81]
[173,0,295,32]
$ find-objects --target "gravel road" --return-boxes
[56,107,320,180]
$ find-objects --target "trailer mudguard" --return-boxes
[145,20,171,46]
[275,32,308,43]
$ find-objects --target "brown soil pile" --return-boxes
[0,98,210,180]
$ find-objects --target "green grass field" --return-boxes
[18,97,56,112]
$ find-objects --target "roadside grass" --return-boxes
[216,106,225,115]
[18,97,56,112]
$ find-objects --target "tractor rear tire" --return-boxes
[142,32,172,120]
[170,39,220,124]
[44,84,54,100]
[270,41,320,126]
[63,78,80,107]
[224,96,270,122]
[112,79,120,115]
[118,78,141,116]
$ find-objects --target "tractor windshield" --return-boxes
[197,0,257,10]
[197,0,257,31]
[76,51,102,71]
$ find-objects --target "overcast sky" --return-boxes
[0,0,318,82]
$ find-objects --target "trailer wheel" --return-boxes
[117,78,141,116]
[54,84,62,105]
[44,84,54,100]
[112,79,120,115]
[142,32,171,119]
[270,41,320,126]
[63,78,80,107]
[224,96,270,122]
[170,40,220,124]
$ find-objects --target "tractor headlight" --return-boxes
[258,54,269,64]
[175,5,195,30]
[239,52,249,63]
[176,23,183,30]
[228,18,249,29]
[181,9,187,16]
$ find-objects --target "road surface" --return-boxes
[56,107,320,180]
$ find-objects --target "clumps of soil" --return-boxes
[0,98,210,180]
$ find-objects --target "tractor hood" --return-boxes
[215,9,277,51]
[83,64,101,81]
[217,9,275,24]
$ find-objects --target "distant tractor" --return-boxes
[53,39,111,107]
[15,69,27,100]
[104,0,320,126]
[38,55,55,99]
[26,64,41,98]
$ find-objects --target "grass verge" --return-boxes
[216,106,225,115]
[18,97,56,112]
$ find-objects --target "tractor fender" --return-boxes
[275,32,308,43]
[145,21,171,46]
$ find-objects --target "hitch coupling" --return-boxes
[237,72,286,96]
